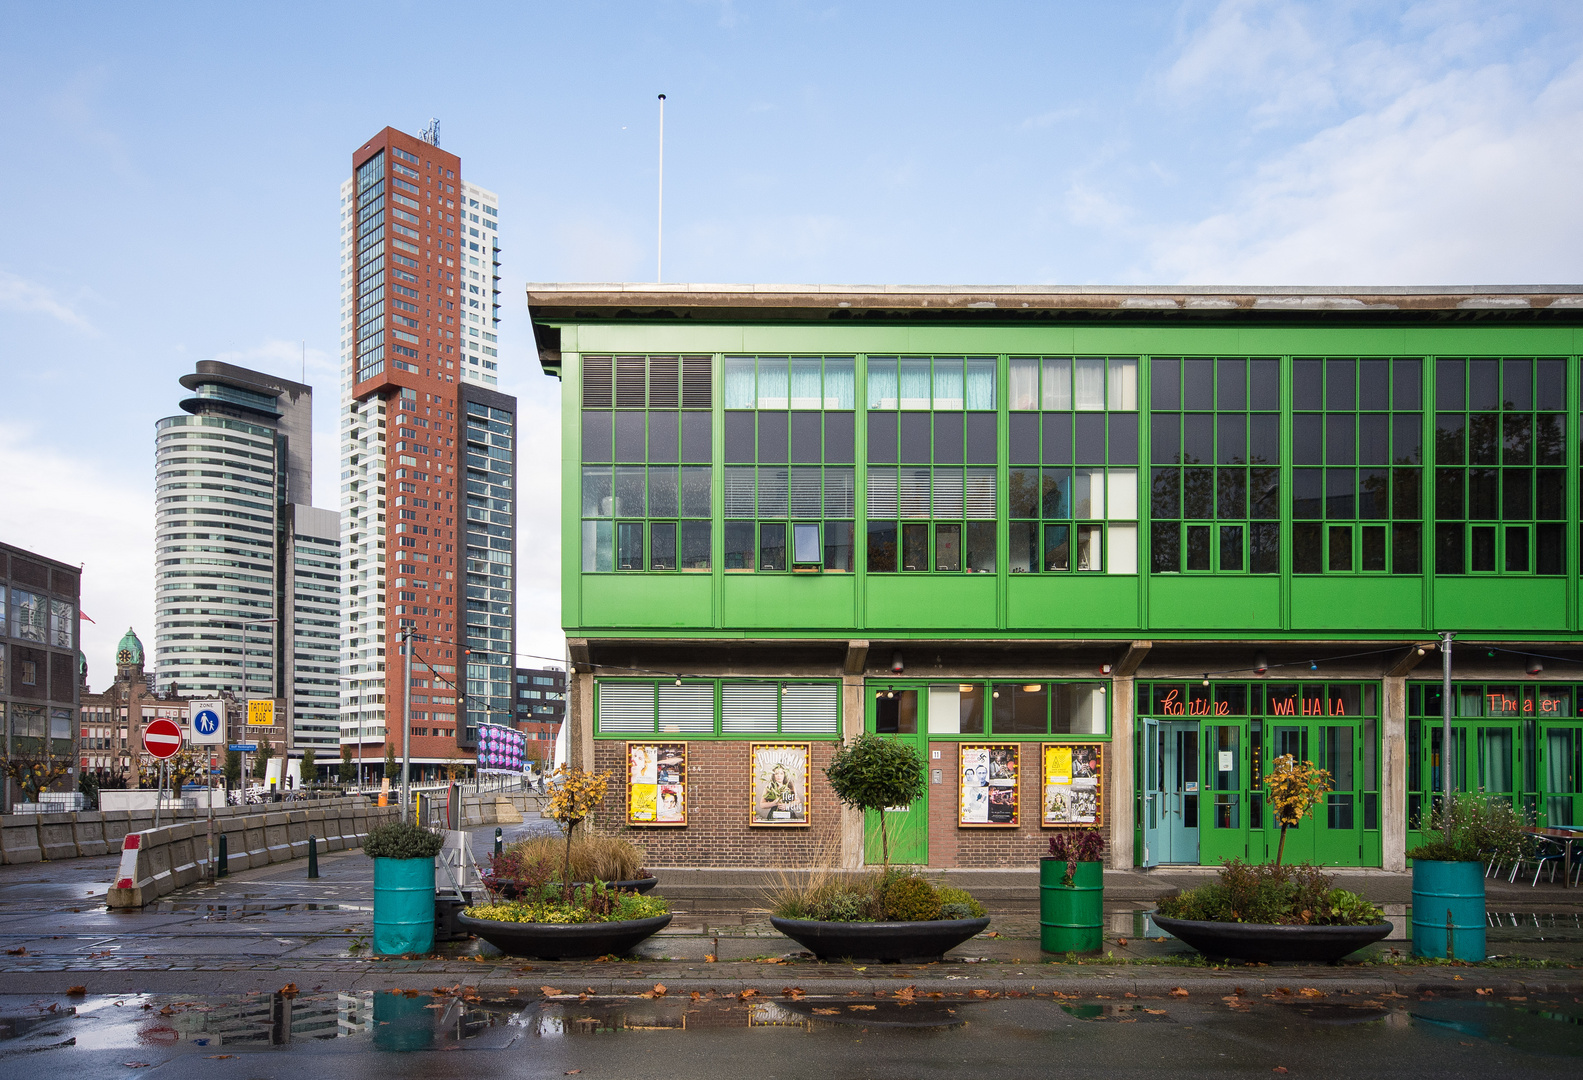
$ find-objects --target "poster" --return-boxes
[1042,743,1103,826]
[627,742,686,825]
[476,721,529,774]
[750,743,810,826]
[959,744,1019,827]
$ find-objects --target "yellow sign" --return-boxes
[246,699,275,727]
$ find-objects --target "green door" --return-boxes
[1200,722,1248,865]
[864,687,928,865]
[1267,724,1316,864]
[1541,722,1582,826]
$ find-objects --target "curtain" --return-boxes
[932,357,963,409]
[1042,358,1072,410]
[867,357,897,409]
[1109,358,1138,410]
[1075,357,1105,410]
[1008,358,1037,411]
[965,357,996,409]
[790,358,822,408]
[898,358,930,409]
[758,357,789,408]
[824,358,855,409]
[723,357,756,408]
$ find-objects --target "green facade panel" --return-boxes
[1006,575,1140,630]
[1147,577,1283,631]
[722,574,857,629]
[1290,577,1425,632]
[1432,577,1570,631]
[865,575,998,630]
[581,574,713,629]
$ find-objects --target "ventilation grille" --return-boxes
[615,356,647,408]
[682,356,712,408]
[583,356,613,407]
[648,356,680,408]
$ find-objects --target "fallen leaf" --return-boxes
[813,1007,840,1015]
[1298,988,1325,999]
[67,986,86,996]
[984,931,1000,938]
[540,986,564,997]
[206,1055,237,1060]
[123,1063,153,1069]
[1123,992,1137,999]
[704,955,717,963]
[740,988,760,998]
[1507,996,1527,1002]
[971,989,992,998]
[1144,1008,1167,1015]
[279,983,298,996]
[159,1006,174,1016]
[1117,938,1128,946]
[1476,988,1493,996]
[782,987,806,998]
[5,947,25,956]
[895,986,915,1001]
[848,1004,876,1011]
[652,983,667,997]
[1169,987,1189,997]
[689,992,701,1002]
[566,1071,581,1076]
[1273,1069,1288,1075]
[508,988,519,995]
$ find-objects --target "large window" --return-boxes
[582,355,714,572]
[724,356,856,572]
[903,680,1109,736]
[594,679,841,737]
[1432,357,1566,575]
[1150,358,1279,574]
[1291,358,1424,574]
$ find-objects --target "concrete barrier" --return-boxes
[73,812,109,857]
[106,804,399,908]
[0,817,41,864]
[37,812,77,861]
[101,811,131,847]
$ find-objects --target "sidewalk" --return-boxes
[0,823,1578,1000]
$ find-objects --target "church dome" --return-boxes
[115,627,144,667]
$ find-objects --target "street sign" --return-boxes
[228,744,258,752]
[246,699,275,727]
[189,699,225,744]
[143,718,183,760]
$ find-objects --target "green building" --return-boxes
[531,284,1583,871]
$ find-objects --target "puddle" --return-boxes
[1060,1003,1175,1023]
[1408,999,1583,1057]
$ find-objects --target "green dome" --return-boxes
[116,627,144,667]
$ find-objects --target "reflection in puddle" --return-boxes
[1408,1000,1583,1057]
[1060,1003,1174,1023]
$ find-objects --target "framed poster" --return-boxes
[627,742,687,825]
[750,743,810,826]
[958,744,1020,827]
[1042,743,1103,826]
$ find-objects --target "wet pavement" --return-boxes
[1,987,1580,1078]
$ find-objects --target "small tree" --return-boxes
[223,749,242,788]
[383,742,397,781]
[825,733,926,875]
[339,744,355,784]
[1,751,73,804]
[1263,754,1333,867]
[78,769,100,811]
[543,765,611,901]
[300,747,318,785]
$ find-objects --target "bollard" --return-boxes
[307,834,319,879]
[494,827,503,855]
[218,833,229,878]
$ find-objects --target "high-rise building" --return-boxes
[338,125,513,780]
[154,361,340,758]
[0,541,81,810]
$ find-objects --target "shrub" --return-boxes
[466,883,669,925]
[1156,860,1384,926]
[825,734,925,874]
[485,835,648,894]
[882,874,942,922]
[936,886,986,920]
[1408,791,1533,864]
[365,822,444,860]
[1048,827,1106,886]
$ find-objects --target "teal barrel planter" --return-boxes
[1041,858,1103,953]
[373,856,436,955]
[1411,859,1485,962]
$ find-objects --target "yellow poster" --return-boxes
[630,784,658,822]
[1046,746,1072,785]
[246,699,275,727]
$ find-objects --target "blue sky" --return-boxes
[2,0,1581,679]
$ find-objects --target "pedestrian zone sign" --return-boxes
[247,699,275,727]
[190,700,225,744]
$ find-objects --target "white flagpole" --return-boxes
[657,93,666,284]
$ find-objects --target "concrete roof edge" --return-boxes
[525,282,1583,298]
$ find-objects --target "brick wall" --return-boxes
[591,740,843,868]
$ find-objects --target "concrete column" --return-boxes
[839,674,864,870]
[1108,676,1136,870]
[1381,675,1407,871]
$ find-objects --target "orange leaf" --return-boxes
[741,988,760,998]
[540,986,563,997]
[1298,988,1325,999]
[67,986,86,996]
[848,1004,876,1011]
[813,1008,840,1015]
[1169,987,1188,997]
[652,983,667,997]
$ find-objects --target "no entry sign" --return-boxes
[143,718,183,760]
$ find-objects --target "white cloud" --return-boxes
[0,270,93,330]
[0,421,152,689]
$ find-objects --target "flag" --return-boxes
[80,611,96,623]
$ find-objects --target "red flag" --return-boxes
[80,611,97,623]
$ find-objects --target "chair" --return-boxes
[1512,835,1567,887]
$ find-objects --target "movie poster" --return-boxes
[627,742,687,825]
[959,744,1019,827]
[750,743,810,826]
[1042,743,1103,826]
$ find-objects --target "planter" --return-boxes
[1150,914,1392,964]
[457,912,672,959]
[770,916,992,961]
[1411,859,1486,962]
[1040,858,1103,953]
[373,856,436,955]
[490,876,657,899]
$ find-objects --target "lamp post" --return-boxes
[1439,630,1455,845]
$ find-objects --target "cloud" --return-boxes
[0,270,93,330]
[0,421,152,688]
[1145,55,1583,283]
[47,66,137,178]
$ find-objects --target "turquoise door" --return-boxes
[1141,718,1200,865]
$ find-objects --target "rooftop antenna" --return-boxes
[420,117,440,147]
[657,94,665,284]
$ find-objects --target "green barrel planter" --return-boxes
[373,856,436,955]
[1411,859,1485,962]
[1041,858,1103,953]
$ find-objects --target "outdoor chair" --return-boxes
[1511,836,1567,887]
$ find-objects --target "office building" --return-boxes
[533,283,1583,871]
[0,541,81,810]
[286,505,343,754]
[154,360,340,756]
[514,666,566,746]
[338,125,513,779]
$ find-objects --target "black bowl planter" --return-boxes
[1150,913,1393,964]
[770,916,992,962]
[458,912,672,960]
[489,877,658,900]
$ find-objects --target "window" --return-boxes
[922,680,1109,736]
[1150,358,1279,574]
[723,357,856,572]
[1430,358,1566,575]
[1289,358,1424,574]
[594,679,841,736]
[10,589,46,642]
[581,355,713,572]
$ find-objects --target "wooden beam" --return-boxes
[1386,642,1435,679]
[567,638,592,674]
[1112,640,1152,679]
[844,640,870,676]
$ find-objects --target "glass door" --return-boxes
[1267,723,1315,865]
[1141,719,1200,865]
[1200,722,1247,865]
[1542,724,1582,826]
[1141,716,1161,867]
[865,687,929,865]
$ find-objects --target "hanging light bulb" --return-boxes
[1309,661,1318,671]
[1201,675,1210,686]
[1254,651,1268,675]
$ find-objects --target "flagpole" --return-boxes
[657,93,665,284]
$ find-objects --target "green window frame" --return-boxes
[1290,357,1424,574]
[592,679,844,738]
[580,355,714,573]
[869,679,1111,738]
[1430,357,1567,575]
[722,356,856,573]
[1150,357,1281,575]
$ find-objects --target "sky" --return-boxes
[2,0,1581,685]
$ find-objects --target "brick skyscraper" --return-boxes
[337,125,516,782]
